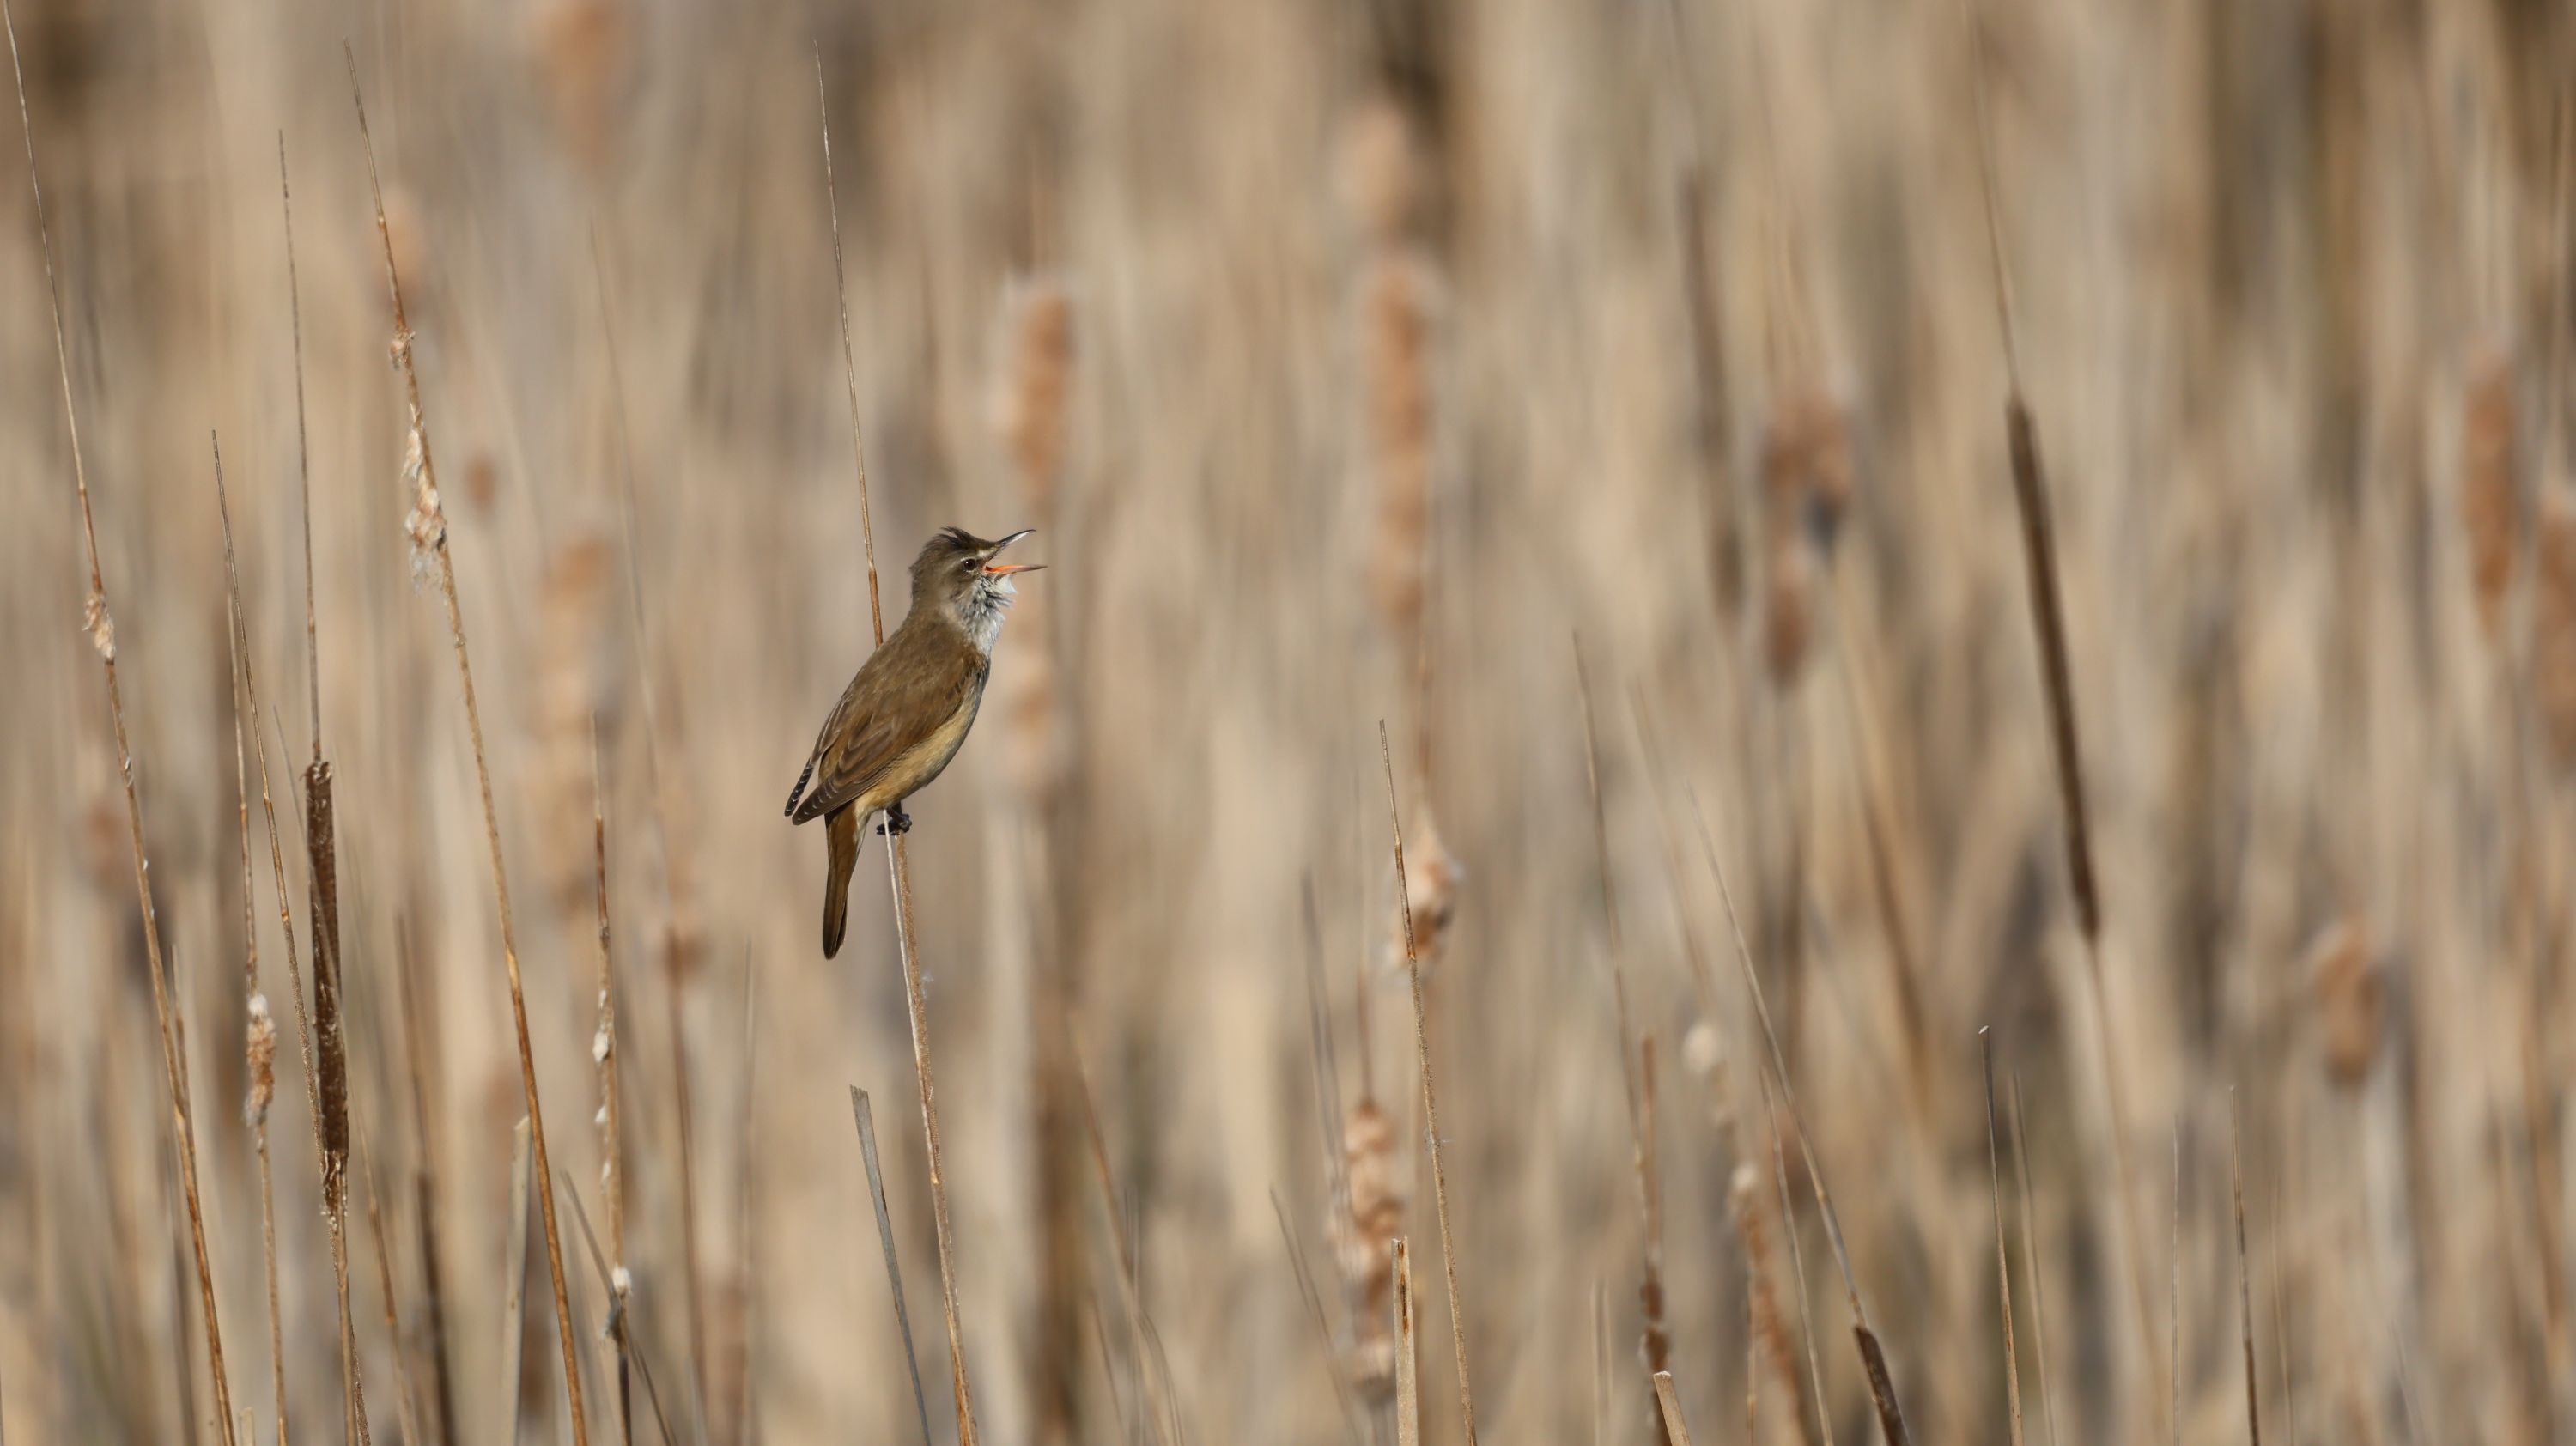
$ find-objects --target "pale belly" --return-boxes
[854,690,983,816]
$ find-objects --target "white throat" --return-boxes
[960,580,1012,655]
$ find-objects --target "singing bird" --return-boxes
[785,526,1043,957]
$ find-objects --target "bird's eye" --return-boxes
[962,555,984,572]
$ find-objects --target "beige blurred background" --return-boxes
[3,0,2573,1443]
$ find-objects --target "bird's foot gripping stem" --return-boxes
[877,804,914,838]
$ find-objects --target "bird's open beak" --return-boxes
[981,529,1042,574]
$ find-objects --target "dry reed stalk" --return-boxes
[1980,1032,2024,1446]
[726,970,758,1446]
[1650,1372,1695,1446]
[227,533,289,1446]
[538,538,613,914]
[1069,1048,1178,1446]
[1756,1078,1834,1446]
[501,1119,532,1445]
[1728,1163,1814,1446]
[2461,344,2519,638]
[222,450,366,1442]
[585,234,712,1438]
[850,1089,934,1446]
[394,938,459,1446]
[2233,1092,2262,1446]
[1391,1238,1420,1446]
[2007,1073,2061,1446]
[590,737,631,1445]
[1958,3,2162,1418]
[346,52,589,1446]
[817,55,980,1445]
[1687,793,1911,1445]
[1302,881,1392,1443]
[1379,726,1479,1444]
[1826,605,1935,1108]
[4,15,239,1441]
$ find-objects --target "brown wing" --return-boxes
[788,619,984,825]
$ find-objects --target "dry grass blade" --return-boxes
[357,1136,428,1446]
[6,15,238,1440]
[345,48,589,1446]
[225,486,289,1446]
[817,52,980,1446]
[395,938,459,1446]
[1982,1031,2023,1446]
[562,1182,679,1446]
[500,1118,532,1446]
[2008,1072,2061,1446]
[1379,722,1479,1446]
[590,732,632,1446]
[850,1088,933,1446]
[1759,1074,1834,1446]
[2233,1092,2260,1446]
[1959,0,2159,1417]
[1686,790,1910,1445]
[1649,1371,1694,1446]
[1270,1187,1368,1446]
[1391,1238,1419,1446]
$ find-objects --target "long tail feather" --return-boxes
[823,804,863,957]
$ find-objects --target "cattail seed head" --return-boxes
[2460,345,2519,636]
[2533,499,2576,762]
[1339,95,1422,246]
[1761,384,1854,550]
[1385,804,1461,971]
[244,993,276,1127]
[1334,1096,1405,1404]
[2307,919,2382,1089]
[994,278,1075,516]
[1364,252,1437,644]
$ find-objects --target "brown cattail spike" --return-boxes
[2461,343,2520,638]
[2307,920,2382,1089]
[2531,500,2576,762]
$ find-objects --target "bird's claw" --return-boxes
[877,805,914,837]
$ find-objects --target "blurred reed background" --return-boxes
[1,0,2573,1443]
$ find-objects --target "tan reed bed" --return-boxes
[345,50,588,1446]
[816,52,981,1446]
[4,9,240,1442]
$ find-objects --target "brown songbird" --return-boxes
[785,526,1043,957]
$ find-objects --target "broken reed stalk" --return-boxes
[1391,1238,1420,1446]
[1981,1032,2024,1446]
[852,1089,935,1446]
[819,47,979,1443]
[1379,724,1479,1446]
[3,12,238,1441]
[591,735,632,1446]
[816,52,980,1445]
[586,233,712,1436]
[1649,1372,1696,1446]
[1958,0,2163,1424]
[221,447,366,1440]
[2233,1092,2261,1446]
[345,51,589,1446]
[1686,792,1911,1446]
[2007,1073,2061,1446]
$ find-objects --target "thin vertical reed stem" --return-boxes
[1380,725,1479,1446]
[817,51,979,1445]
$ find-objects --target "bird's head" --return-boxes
[911,526,1043,638]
